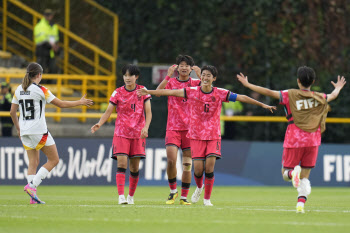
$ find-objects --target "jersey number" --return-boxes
[204,104,209,112]
[131,104,136,112]
[19,99,35,120]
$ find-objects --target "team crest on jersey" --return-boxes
[211,96,216,102]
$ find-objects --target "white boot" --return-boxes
[118,195,128,204]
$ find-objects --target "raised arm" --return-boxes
[10,103,20,137]
[192,65,201,79]
[141,99,152,139]
[156,65,178,90]
[91,103,115,133]
[237,73,280,99]
[327,75,346,102]
[51,94,94,108]
[236,94,277,113]
[137,88,185,98]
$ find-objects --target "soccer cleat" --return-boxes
[191,185,204,203]
[118,195,128,204]
[179,199,191,205]
[127,195,134,205]
[292,165,301,188]
[203,199,213,206]
[30,198,38,204]
[296,205,305,213]
[165,192,178,205]
[24,184,45,204]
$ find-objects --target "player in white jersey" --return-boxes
[10,62,93,204]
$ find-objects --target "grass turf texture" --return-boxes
[0,186,349,233]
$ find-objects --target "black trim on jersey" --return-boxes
[32,82,42,88]
[124,85,137,92]
[184,88,187,99]
[176,76,190,82]
[288,120,294,125]
[39,100,43,118]
[144,97,151,102]
[226,91,230,102]
[200,87,214,94]
[109,100,117,106]
[286,114,292,120]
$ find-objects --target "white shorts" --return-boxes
[21,132,55,150]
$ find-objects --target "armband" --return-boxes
[229,92,237,102]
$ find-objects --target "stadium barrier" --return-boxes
[0,138,349,187]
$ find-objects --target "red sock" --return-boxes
[129,171,139,197]
[181,182,190,198]
[116,168,126,195]
[194,174,204,188]
[288,170,293,179]
[298,196,307,203]
[204,173,215,200]
[168,177,177,190]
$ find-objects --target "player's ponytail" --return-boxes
[22,62,43,91]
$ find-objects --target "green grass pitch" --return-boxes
[0,186,349,233]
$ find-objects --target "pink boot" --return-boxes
[24,184,45,204]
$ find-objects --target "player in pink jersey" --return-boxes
[138,65,276,206]
[91,64,152,205]
[156,55,201,205]
[237,66,346,213]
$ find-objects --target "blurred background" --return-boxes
[0,0,349,186]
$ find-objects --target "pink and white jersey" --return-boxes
[184,86,230,140]
[165,77,201,130]
[109,85,151,139]
[279,90,326,148]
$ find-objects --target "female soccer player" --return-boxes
[138,65,276,206]
[156,55,201,205]
[10,62,93,204]
[91,64,152,205]
[237,67,346,213]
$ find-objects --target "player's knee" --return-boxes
[167,159,177,168]
[182,157,192,172]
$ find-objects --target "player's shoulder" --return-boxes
[216,87,229,92]
[136,84,147,90]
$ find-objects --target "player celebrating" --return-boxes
[156,55,201,205]
[91,64,152,205]
[10,62,93,204]
[138,65,276,206]
[237,67,346,213]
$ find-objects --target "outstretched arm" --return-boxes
[141,100,152,139]
[237,73,280,99]
[156,65,178,90]
[137,88,185,98]
[327,75,346,102]
[236,94,277,113]
[51,94,94,108]
[91,103,114,133]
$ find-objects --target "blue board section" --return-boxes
[0,137,349,186]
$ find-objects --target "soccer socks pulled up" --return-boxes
[181,182,191,199]
[30,167,49,188]
[27,175,35,184]
[116,168,126,196]
[129,171,139,197]
[168,177,177,193]
[194,173,204,188]
[204,172,215,200]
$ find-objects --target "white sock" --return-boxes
[30,167,49,188]
[180,196,187,200]
[282,170,292,182]
[170,189,177,194]
[296,202,305,208]
[27,175,35,184]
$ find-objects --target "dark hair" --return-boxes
[122,64,140,76]
[22,62,43,91]
[297,66,316,88]
[176,55,195,66]
[201,65,218,77]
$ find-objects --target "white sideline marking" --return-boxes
[0,214,349,227]
[0,204,349,213]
